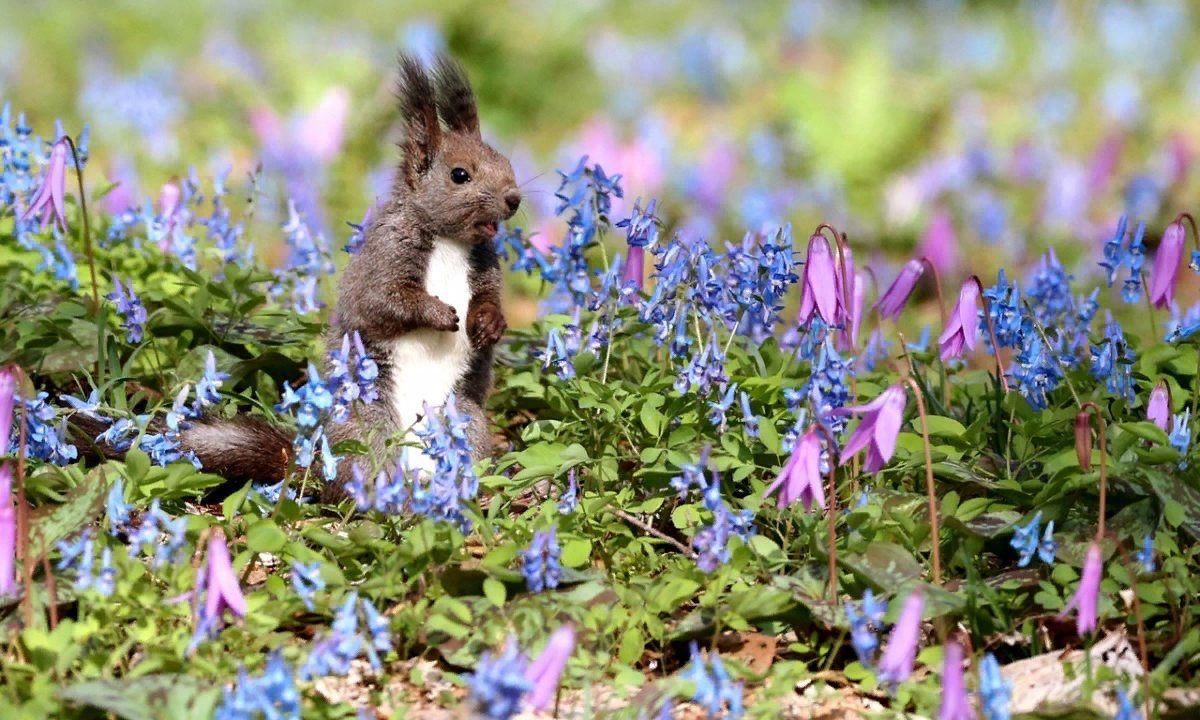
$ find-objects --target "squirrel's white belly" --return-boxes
[386,239,473,436]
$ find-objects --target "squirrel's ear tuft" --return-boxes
[432,54,480,137]
[396,53,441,188]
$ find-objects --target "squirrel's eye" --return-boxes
[450,167,471,184]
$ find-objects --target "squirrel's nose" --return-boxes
[503,189,521,217]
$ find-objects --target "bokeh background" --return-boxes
[3,0,1198,325]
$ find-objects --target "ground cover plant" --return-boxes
[3,2,1200,719]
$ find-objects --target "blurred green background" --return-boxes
[4,0,1199,323]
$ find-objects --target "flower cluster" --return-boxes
[1100,215,1147,303]
[299,592,392,679]
[107,277,148,343]
[681,642,744,719]
[1009,510,1057,567]
[18,391,78,466]
[269,200,336,314]
[55,529,116,597]
[844,589,887,666]
[521,529,562,593]
[215,651,301,720]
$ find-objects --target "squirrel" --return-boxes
[80,53,520,498]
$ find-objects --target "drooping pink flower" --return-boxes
[764,428,826,511]
[0,368,14,457]
[918,208,957,273]
[938,639,972,720]
[876,259,925,320]
[0,462,16,597]
[23,139,71,231]
[156,180,182,251]
[1148,382,1171,431]
[1061,542,1103,636]
[877,590,925,685]
[938,279,980,361]
[297,86,351,164]
[838,384,907,473]
[1149,221,1186,309]
[623,245,645,292]
[524,625,576,711]
[835,246,859,350]
[797,232,844,327]
[201,529,247,624]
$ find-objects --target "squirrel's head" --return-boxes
[393,54,521,245]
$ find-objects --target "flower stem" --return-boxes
[903,376,941,585]
[1079,402,1108,541]
[13,366,33,626]
[811,423,841,602]
[59,136,103,386]
[920,257,951,407]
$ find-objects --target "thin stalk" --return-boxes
[59,136,98,309]
[969,275,1010,394]
[811,423,841,602]
[42,550,58,629]
[15,367,33,626]
[921,258,952,408]
[903,376,941,585]
[1079,402,1109,541]
[1026,309,1082,409]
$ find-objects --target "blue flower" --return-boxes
[521,529,562,593]
[467,638,531,720]
[1010,511,1042,567]
[1135,534,1155,573]
[845,590,885,666]
[215,651,301,720]
[360,597,393,669]
[299,594,364,680]
[343,206,371,255]
[19,392,77,466]
[1170,409,1191,466]
[681,642,744,719]
[978,653,1012,720]
[980,269,1027,350]
[1008,335,1062,410]
[269,200,336,314]
[738,391,759,438]
[708,384,736,428]
[1115,688,1142,720]
[194,351,229,410]
[557,470,579,515]
[105,478,134,535]
[291,561,324,611]
[107,277,148,343]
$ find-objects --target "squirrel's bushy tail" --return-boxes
[71,414,292,488]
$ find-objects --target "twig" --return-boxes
[612,508,693,556]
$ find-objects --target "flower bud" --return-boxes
[1075,411,1093,471]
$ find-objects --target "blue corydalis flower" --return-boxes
[521,529,562,593]
[1170,409,1191,466]
[467,638,531,720]
[844,589,886,666]
[1135,534,1155,573]
[215,651,301,720]
[681,642,744,719]
[107,277,147,343]
[738,391,759,438]
[978,653,1012,720]
[1010,511,1056,567]
[290,561,324,611]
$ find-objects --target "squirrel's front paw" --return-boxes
[424,296,460,332]
[468,302,507,348]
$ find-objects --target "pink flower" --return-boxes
[0,462,16,597]
[919,208,957,273]
[524,625,576,711]
[1148,382,1171,431]
[23,139,71,231]
[0,368,14,457]
[764,428,826,511]
[1149,221,1186,309]
[938,279,980,361]
[876,259,924,320]
[877,590,925,685]
[835,246,859,350]
[1061,542,1103,636]
[838,384,907,473]
[938,640,971,720]
[298,87,351,164]
[623,245,645,292]
[797,232,844,327]
[201,530,247,624]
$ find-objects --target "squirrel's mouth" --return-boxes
[475,221,498,239]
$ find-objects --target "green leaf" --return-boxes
[483,577,507,608]
[124,448,151,483]
[28,467,108,554]
[922,415,967,438]
[245,520,287,553]
[1150,476,1200,540]
[560,538,592,568]
[59,675,221,720]
[639,394,665,437]
[618,626,644,665]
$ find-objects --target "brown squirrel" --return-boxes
[169,53,520,495]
